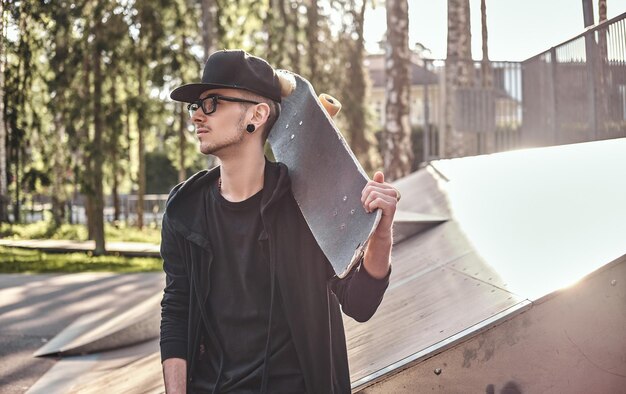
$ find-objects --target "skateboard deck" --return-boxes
[268,72,381,278]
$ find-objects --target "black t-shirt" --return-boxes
[190,179,306,394]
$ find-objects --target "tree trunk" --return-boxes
[480,0,495,154]
[110,76,121,222]
[198,3,220,169]
[480,0,492,88]
[124,75,132,225]
[597,0,608,135]
[449,0,474,84]
[136,62,145,229]
[266,0,286,67]
[85,187,95,239]
[51,26,69,229]
[264,0,277,64]
[461,0,473,72]
[383,0,413,181]
[598,0,607,22]
[0,0,8,222]
[51,110,67,228]
[112,160,120,222]
[443,0,474,158]
[12,147,19,223]
[178,30,188,183]
[201,0,217,60]
[282,0,301,74]
[306,0,319,85]
[82,39,95,238]
[597,0,608,60]
[178,102,187,183]
[344,0,378,173]
[92,2,106,255]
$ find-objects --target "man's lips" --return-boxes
[196,127,210,135]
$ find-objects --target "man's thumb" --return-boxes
[373,171,384,183]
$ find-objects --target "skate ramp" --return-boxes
[34,292,161,357]
[348,138,626,391]
[355,254,626,393]
[27,339,162,394]
[26,138,626,393]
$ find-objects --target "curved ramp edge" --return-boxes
[34,292,161,357]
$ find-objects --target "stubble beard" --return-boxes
[199,111,247,156]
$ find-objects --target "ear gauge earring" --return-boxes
[246,124,256,133]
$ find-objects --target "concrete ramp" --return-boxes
[356,254,626,393]
[34,292,161,357]
[347,138,626,392]
[27,339,162,394]
[392,210,447,244]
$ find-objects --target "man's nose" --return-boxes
[191,107,206,124]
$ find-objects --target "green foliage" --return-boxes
[0,218,57,240]
[146,151,178,194]
[0,246,162,273]
[104,222,161,244]
[1,214,160,245]
[53,223,89,241]
[2,0,381,238]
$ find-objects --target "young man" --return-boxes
[160,49,398,394]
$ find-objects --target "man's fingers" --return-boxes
[361,184,399,204]
[361,172,402,206]
[363,191,396,213]
[368,196,397,215]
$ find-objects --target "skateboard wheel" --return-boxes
[319,93,342,117]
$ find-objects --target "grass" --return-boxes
[0,246,162,274]
[0,216,161,244]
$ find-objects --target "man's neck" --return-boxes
[217,150,266,202]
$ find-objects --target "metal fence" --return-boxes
[425,11,626,160]
[423,59,523,159]
[8,193,169,227]
[522,12,626,147]
[455,61,523,154]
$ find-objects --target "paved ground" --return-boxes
[0,239,160,258]
[0,272,164,393]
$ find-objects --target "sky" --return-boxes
[364,0,626,61]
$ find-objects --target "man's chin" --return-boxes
[199,143,219,156]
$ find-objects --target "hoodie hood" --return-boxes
[164,158,292,250]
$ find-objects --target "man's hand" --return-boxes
[361,171,399,240]
[360,171,399,279]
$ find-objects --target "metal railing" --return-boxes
[521,11,626,147]
[425,11,626,161]
[422,59,523,159]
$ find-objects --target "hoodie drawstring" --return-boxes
[259,232,276,394]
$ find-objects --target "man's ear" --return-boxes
[249,102,271,129]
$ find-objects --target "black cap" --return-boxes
[170,49,281,103]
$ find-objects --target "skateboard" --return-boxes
[268,71,381,278]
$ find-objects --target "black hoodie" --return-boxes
[160,159,390,393]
